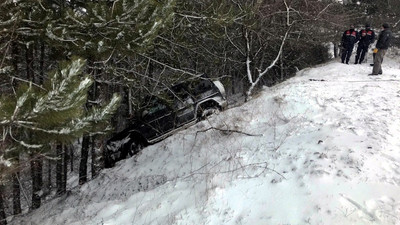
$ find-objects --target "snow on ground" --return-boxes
[11,53,400,225]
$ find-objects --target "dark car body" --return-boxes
[104,77,227,167]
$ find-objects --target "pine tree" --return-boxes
[1,2,176,215]
[0,58,120,214]
[54,0,176,184]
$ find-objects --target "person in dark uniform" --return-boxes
[370,23,393,75]
[341,24,358,64]
[355,23,375,64]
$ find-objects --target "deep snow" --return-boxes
[11,52,400,225]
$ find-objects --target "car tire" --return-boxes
[128,141,144,157]
[198,105,220,120]
[104,153,115,168]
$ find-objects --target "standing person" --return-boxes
[341,24,358,64]
[370,23,392,75]
[355,23,375,64]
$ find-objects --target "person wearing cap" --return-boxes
[341,24,359,64]
[355,23,375,64]
[370,23,393,75]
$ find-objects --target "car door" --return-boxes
[141,98,175,139]
[174,95,196,127]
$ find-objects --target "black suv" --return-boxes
[104,77,227,167]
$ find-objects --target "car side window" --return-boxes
[142,99,171,121]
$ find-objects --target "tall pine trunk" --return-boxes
[91,137,98,179]
[27,43,42,210]
[79,136,90,185]
[0,184,6,225]
[30,156,42,210]
[56,144,66,195]
[79,63,97,185]
[11,41,21,215]
[39,41,45,84]
[63,145,68,191]
[12,170,21,215]
[25,45,34,82]
[45,158,52,197]
[70,147,74,172]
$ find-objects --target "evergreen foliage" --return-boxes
[50,0,176,59]
[0,58,120,169]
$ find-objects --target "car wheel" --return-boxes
[198,105,220,120]
[104,152,115,168]
[128,141,144,157]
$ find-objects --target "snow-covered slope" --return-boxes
[12,54,400,225]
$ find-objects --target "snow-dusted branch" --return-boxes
[245,28,291,97]
[138,53,200,77]
[394,19,400,28]
[283,0,295,26]
[11,76,46,91]
[0,58,121,152]
[225,27,245,56]
[244,0,298,98]
[315,3,333,21]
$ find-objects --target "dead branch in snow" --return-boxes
[196,126,263,137]
[181,160,287,180]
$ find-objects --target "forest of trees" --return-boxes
[0,0,398,224]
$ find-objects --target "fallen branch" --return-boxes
[196,126,263,137]
[182,161,287,180]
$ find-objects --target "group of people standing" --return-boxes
[340,22,393,75]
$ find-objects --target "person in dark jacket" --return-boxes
[370,23,392,75]
[355,23,375,64]
[341,24,358,64]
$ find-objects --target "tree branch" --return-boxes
[196,126,263,137]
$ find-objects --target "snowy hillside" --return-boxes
[12,54,400,225]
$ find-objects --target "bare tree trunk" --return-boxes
[30,156,42,210]
[91,137,97,179]
[70,146,74,172]
[25,45,34,82]
[27,42,41,209]
[0,184,6,225]
[333,42,338,58]
[80,61,99,183]
[280,48,284,81]
[245,28,290,98]
[45,158,52,195]
[39,41,45,84]
[63,145,68,191]
[11,42,21,216]
[91,137,100,178]
[79,136,90,185]
[12,170,21,215]
[56,144,64,195]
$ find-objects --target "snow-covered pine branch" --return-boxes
[0,58,121,153]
